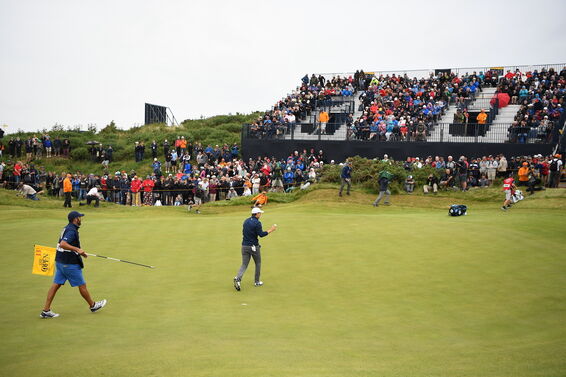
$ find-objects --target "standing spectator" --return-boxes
[142,175,155,206]
[53,137,62,157]
[130,176,142,206]
[165,151,172,174]
[180,136,187,155]
[175,136,182,156]
[456,156,468,191]
[44,136,53,158]
[209,178,218,202]
[318,110,329,134]
[548,154,563,188]
[497,155,508,177]
[163,139,170,157]
[139,141,146,161]
[134,142,141,162]
[13,161,22,185]
[63,173,72,207]
[338,161,352,197]
[476,109,488,125]
[62,138,70,157]
[150,140,158,159]
[251,173,261,195]
[106,145,113,162]
[152,158,162,176]
[283,168,294,192]
[487,156,498,184]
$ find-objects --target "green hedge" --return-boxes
[320,156,440,194]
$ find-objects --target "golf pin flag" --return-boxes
[32,245,56,276]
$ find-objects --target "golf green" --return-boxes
[1,190,565,377]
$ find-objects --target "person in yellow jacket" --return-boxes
[251,190,268,207]
[318,111,329,134]
[63,173,73,208]
[517,162,531,185]
[476,109,488,125]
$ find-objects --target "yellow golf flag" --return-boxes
[32,245,56,276]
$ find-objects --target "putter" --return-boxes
[87,253,155,269]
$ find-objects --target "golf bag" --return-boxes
[511,190,524,203]
[449,204,467,216]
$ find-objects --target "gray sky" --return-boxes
[1,0,565,133]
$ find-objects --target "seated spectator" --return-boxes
[439,169,455,189]
[251,190,268,207]
[404,175,415,193]
[423,174,438,194]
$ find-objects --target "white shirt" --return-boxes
[87,187,98,196]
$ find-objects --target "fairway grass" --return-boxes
[1,189,565,377]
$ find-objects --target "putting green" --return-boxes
[1,190,565,377]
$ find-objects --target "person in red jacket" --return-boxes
[130,176,142,206]
[142,175,155,206]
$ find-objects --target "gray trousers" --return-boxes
[373,190,390,205]
[236,245,261,283]
[339,178,351,195]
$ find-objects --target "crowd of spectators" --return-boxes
[248,74,356,139]
[497,67,565,144]
[347,71,490,141]
[247,70,494,142]
[397,153,563,192]
[2,134,71,160]
[0,147,326,207]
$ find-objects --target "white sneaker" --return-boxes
[40,310,59,318]
[254,281,263,287]
[90,299,107,313]
[233,277,241,291]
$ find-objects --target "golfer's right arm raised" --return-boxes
[59,240,87,258]
[256,222,277,236]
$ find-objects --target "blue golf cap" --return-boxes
[68,211,85,222]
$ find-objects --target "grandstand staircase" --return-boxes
[286,96,356,141]
[429,87,520,143]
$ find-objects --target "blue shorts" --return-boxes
[54,262,86,287]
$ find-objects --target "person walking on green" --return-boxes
[373,171,393,207]
[339,160,352,197]
[233,207,277,291]
[40,211,107,318]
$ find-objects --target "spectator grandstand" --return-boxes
[243,63,565,147]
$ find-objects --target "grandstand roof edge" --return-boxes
[315,62,566,77]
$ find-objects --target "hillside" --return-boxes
[0,113,259,176]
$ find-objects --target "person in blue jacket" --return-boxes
[339,160,352,196]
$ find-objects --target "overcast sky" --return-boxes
[1,0,565,133]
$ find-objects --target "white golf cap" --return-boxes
[251,207,264,215]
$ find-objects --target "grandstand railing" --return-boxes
[243,119,559,145]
